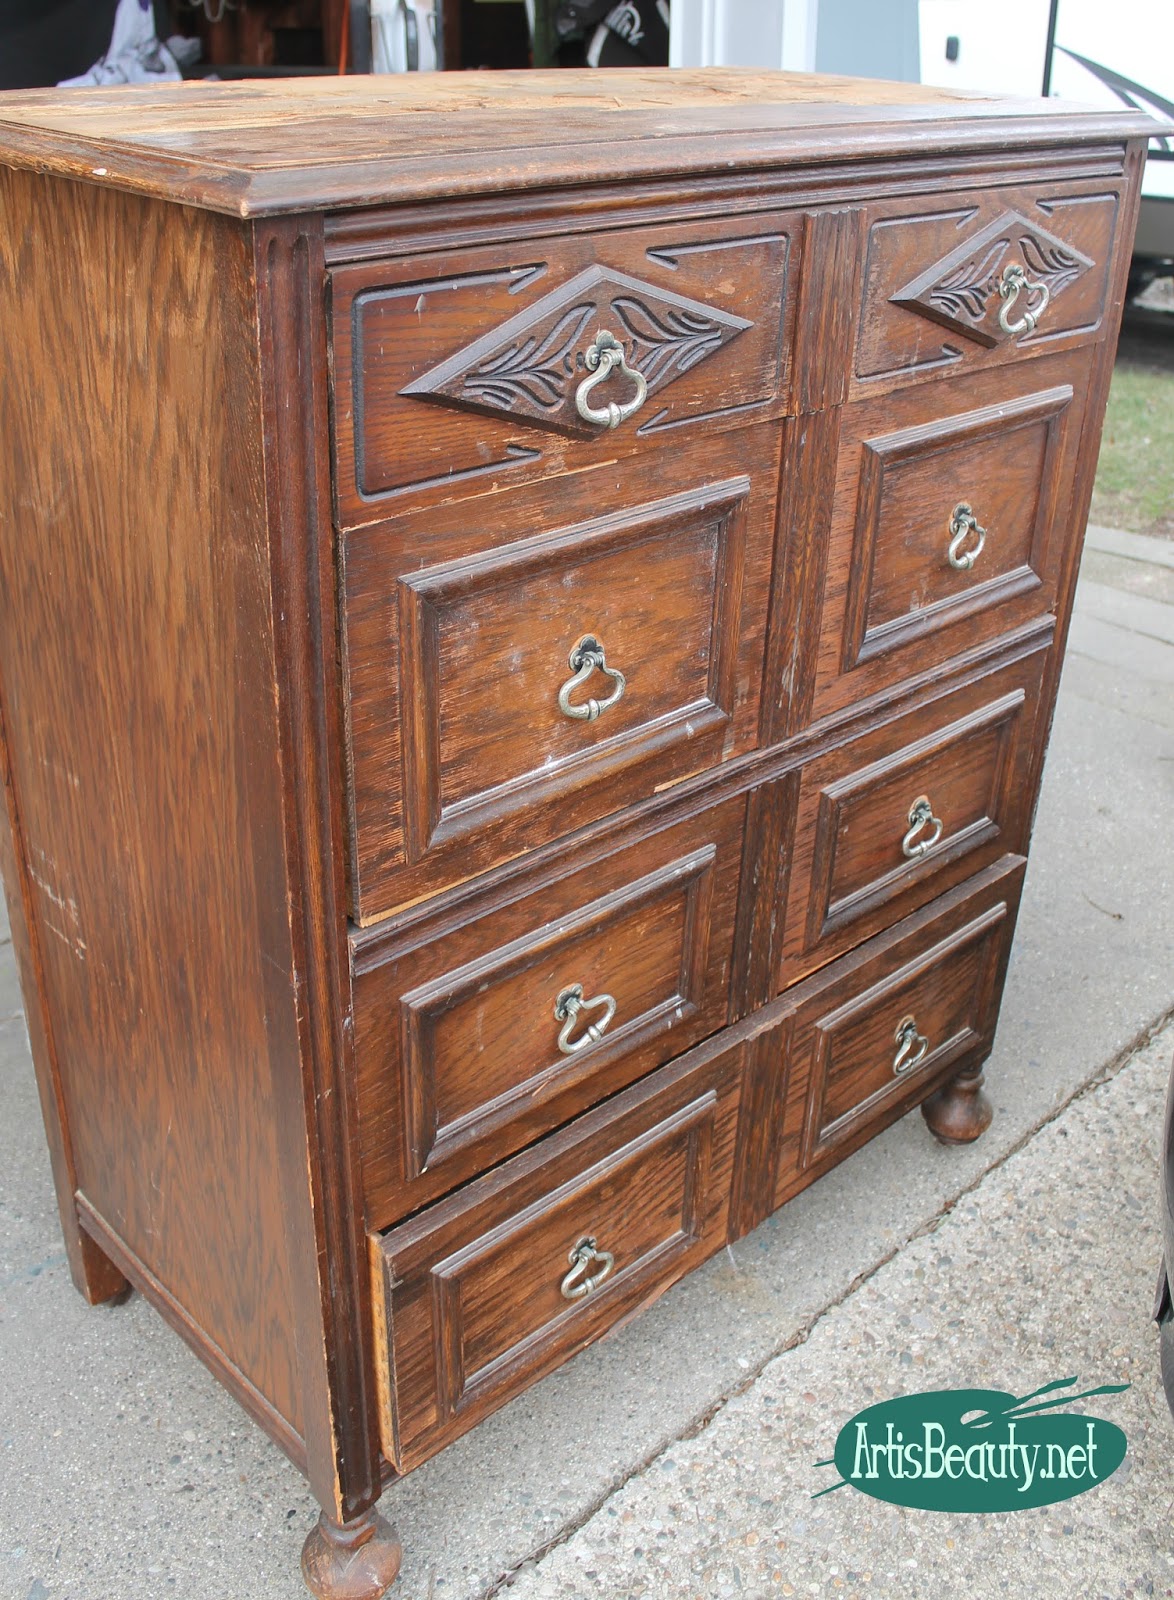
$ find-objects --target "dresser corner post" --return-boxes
[252,210,392,1563]
[920,1060,994,1145]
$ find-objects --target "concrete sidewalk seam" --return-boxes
[484,995,1174,1600]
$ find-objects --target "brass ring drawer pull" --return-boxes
[557,634,626,722]
[554,983,617,1056]
[574,330,648,430]
[997,261,1050,337]
[947,502,987,571]
[893,1015,930,1076]
[560,1235,616,1300]
[901,794,943,859]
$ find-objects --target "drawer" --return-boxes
[812,351,1092,721]
[767,858,1026,1210]
[330,210,797,526]
[352,795,747,1230]
[342,425,780,922]
[780,644,1047,987]
[853,178,1122,398]
[369,1032,744,1473]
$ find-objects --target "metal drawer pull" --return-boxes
[893,1015,930,1076]
[901,794,943,859]
[947,502,987,571]
[560,1236,616,1301]
[557,634,626,722]
[574,330,648,430]
[554,983,617,1055]
[997,261,1050,337]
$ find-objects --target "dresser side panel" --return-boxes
[0,170,306,1442]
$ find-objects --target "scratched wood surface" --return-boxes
[0,71,1159,217]
[0,169,307,1452]
[0,73,1157,1597]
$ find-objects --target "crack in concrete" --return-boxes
[482,998,1174,1599]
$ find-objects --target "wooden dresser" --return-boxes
[0,71,1158,1598]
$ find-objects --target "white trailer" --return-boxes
[670,0,1173,286]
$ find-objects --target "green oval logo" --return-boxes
[818,1378,1128,1512]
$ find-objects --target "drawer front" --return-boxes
[343,426,779,922]
[781,645,1047,987]
[853,179,1121,398]
[370,1034,743,1472]
[813,350,1092,722]
[353,795,746,1229]
[768,858,1025,1208]
[331,212,796,526]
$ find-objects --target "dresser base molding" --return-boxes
[75,1195,310,1477]
[920,1060,995,1144]
[301,1508,403,1600]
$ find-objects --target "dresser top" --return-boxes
[0,68,1159,219]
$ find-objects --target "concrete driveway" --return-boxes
[1,520,1172,1600]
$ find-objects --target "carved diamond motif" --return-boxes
[402,265,752,436]
[892,211,1095,348]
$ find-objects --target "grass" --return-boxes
[1089,308,1174,539]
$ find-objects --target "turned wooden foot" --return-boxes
[921,1061,993,1145]
[301,1507,402,1600]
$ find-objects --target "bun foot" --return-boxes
[301,1507,403,1600]
[921,1062,993,1145]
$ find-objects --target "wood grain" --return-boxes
[342,427,780,922]
[0,73,1158,218]
[330,212,794,526]
[353,796,746,1230]
[0,172,305,1443]
[781,643,1048,985]
[812,349,1092,723]
[370,1029,744,1473]
[252,217,385,1520]
[0,84,1153,1596]
[852,178,1123,397]
[764,857,1026,1216]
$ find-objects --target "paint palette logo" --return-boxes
[815,1377,1128,1512]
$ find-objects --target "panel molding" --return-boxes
[803,901,1008,1164]
[428,1093,715,1419]
[398,845,718,1179]
[842,384,1074,673]
[397,477,750,862]
[804,687,1026,953]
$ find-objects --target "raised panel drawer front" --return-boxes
[813,350,1092,720]
[853,178,1121,396]
[369,1034,743,1472]
[780,643,1047,987]
[342,425,780,922]
[352,795,746,1230]
[330,211,796,526]
[768,859,1026,1208]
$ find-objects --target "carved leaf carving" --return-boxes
[402,264,751,436]
[926,239,1010,323]
[892,211,1095,348]
[610,296,728,383]
[461,303,594,412]
[1018,233,1085,296]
